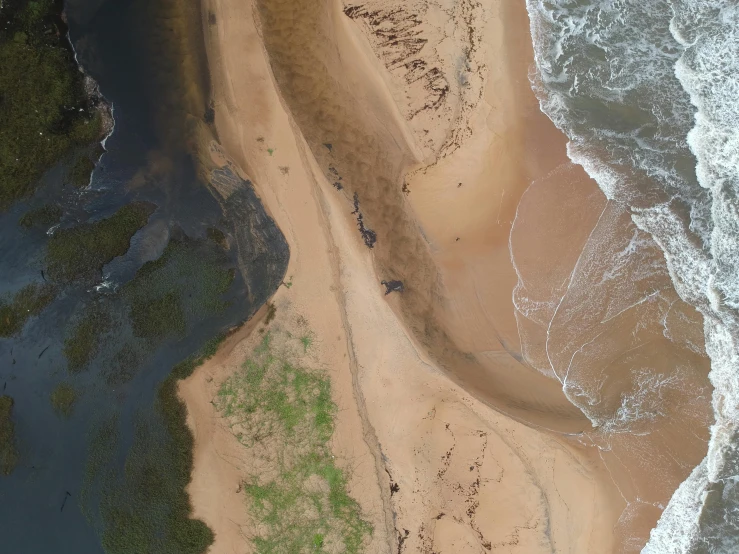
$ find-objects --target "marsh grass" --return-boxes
[0,282,56,337]
[0,0,104,210]
[46,202,155,282]
[67,154,97,189]
[50,383,78,418]
[122,238,234,342]
[216,330,372,553]
[0,395,19,476]
[18,203,62,228]
[94,335,225,554]
[64,302,112,372]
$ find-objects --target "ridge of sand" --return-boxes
[179,0,627,552]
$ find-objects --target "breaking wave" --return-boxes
[522,0,739,551]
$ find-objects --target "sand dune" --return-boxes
[179,0,712,551]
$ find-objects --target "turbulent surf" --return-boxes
[524,1,739,551]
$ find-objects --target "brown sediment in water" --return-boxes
[181,0,714,552]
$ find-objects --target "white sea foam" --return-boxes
[524,0,739,551]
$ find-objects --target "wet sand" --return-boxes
[181,0,712,551]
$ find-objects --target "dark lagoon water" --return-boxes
[0,0,287,551]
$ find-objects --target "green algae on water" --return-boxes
[50,383,78,419]
[0,0,105,211]
[0,282,56,337]
[0,395,19,476]
[47,202,156,282]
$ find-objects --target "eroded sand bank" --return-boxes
[180,0,711,551]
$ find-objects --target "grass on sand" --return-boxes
[216,330,372,553]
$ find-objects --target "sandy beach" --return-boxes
[174,0,698,551]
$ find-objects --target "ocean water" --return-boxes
[522,0,739,552]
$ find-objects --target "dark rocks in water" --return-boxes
[350,193,376,248]
[381,280,404,295]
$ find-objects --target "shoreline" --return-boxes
[182,0,628,552]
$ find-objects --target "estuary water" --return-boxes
[523,0,739,552]
[0,0,286,551]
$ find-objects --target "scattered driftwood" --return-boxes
[351,193,377,248]
[381,280,404,295]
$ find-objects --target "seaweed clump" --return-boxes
[46,201,155,282]
[0,0,105,210]
[350,193,377,248]
[0,282,56,337]
[0,395,19,476]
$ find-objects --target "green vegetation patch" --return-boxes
[0,395,19,476]
[64,302,112,372]
[105,343,144,387]
[19,203,63,228]
[216,331,372,553]
[0,282,56,337]
[46,202,155,282]
[84,335,225,554]
[122,238,234,342]
[50,383,78,418]
[0,0,104,210]
[67,154,97,189]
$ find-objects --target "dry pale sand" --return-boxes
[173,0,693,552]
